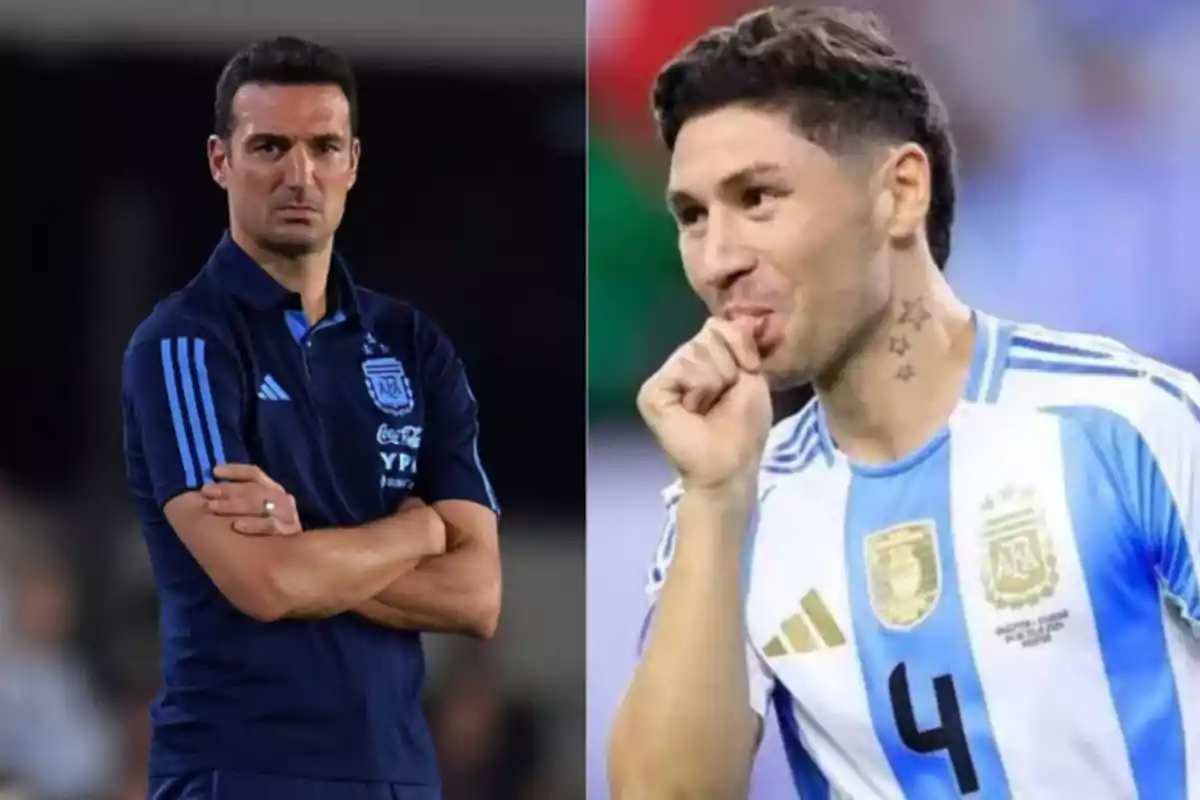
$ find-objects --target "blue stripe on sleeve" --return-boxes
[160,338,197,488]
[773,683,832,799]
[463,377,499,513]
[194,338,227,468]
[1052,407,1188,800]
[177,337,212,485]
[471,432,499,513]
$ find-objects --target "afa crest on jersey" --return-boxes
[865,519,942,629]
[979,485,1059,610]
[363,357,414,416]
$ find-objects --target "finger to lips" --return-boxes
[709,318,761,373]
[690,333,738,385]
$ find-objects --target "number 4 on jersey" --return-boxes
[888,663,980,794]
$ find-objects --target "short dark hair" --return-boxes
[652,6,957,270]
[214,36,358,140]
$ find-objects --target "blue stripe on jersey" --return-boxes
[962,313,1014,405]
[1008,358,1138,379]
[764,439,823,475]
[160,338,197,488]
[1009,335,1114,360]
[1008,358,1200,422]
[963,314,996,403]
[772,683,831,800]
[472,435,500,513]
[649,497,681,589]
[194,339,227,468]
[771,423,818,466]
[1052,407,1189,800]
[177,337,213,485]
[1149,375,1200,423]
[768,403,818,464]
[981,320,1014,404]
[814,405,836,466]
[463,378,501,513]
[636,605,654,656]
[844,437,1012,798]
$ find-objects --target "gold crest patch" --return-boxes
[865,520,941,629]
[980,486,1059,610]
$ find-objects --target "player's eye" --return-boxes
[676,206,707,228]
[742,186,779,210]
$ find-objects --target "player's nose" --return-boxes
[699,215,756,292]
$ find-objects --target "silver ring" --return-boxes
[263,499,276,517]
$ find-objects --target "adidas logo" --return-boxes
[762,589,846,657]
[257,374,290,401]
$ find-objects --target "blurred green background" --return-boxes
[587,137,699,420]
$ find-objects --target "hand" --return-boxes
[637,318,772,494]
[396,495,447,557]
[203,464,302,536]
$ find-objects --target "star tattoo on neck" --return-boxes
[898,298,932,331]
[888,335,911,357]
[896,364,915,381]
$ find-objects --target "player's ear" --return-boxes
[208,134,230,189]
[348,137,362,190]
[880,142,931,244]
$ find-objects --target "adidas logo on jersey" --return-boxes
[257,374,290,401]
[762,589,846,657]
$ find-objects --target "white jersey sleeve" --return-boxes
[641,481,776,717]
[1114,366,1200,633]
[1003,326,1200,631]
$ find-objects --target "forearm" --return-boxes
[610,487,758,799]
[272,507,442,619]
[356,537,500,637]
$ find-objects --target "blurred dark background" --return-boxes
[0,2,584,798]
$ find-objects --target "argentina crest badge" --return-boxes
[980,485,1059,610]
[362,356,414,416]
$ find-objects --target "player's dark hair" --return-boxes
[652,6,957,270]
[214,36,358,140]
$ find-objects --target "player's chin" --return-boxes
[762,357,813,392]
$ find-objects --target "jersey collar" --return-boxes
[205,229,362,321]
[808,309,1014,467]
[962,310,1014,404]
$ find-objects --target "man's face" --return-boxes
[208,83,359,257]
[667,105,896,388]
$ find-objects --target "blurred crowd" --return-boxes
[873,0,1200,374]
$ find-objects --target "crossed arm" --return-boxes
[165,464,501,638]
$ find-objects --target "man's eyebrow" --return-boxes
[243,132,348,145]
[665,162,787,210]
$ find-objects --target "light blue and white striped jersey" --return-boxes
[642,312,1200,799]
